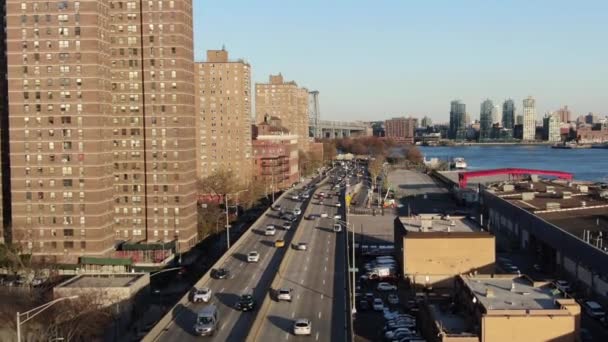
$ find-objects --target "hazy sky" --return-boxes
[193,0,608,123]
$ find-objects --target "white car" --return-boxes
[265,225,276,236]
[377,282,397,291]
[320,213,329,218]
[335,202,342,207]
[191,287,212,303]
[333,214,341,220]
[282,221,292,230]
[293,208,302,216]
[293,318,312,335]
[291,194,300,200]
[372,298,384,311]
[296,242,308,251]
[277,288,293,302]
[247,251,260,263]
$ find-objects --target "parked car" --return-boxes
[387,293,400,305]
[583,301,606,320]
[357,300,370,311]
[247,251,260,263]
[293,318,312,336]
[191,287,212,303]
[277,288,293,302]
[372,298,384,311]
[377,282,397,291]
[385,328,415,340]
[554,280,572,293]
[31,277,46,287]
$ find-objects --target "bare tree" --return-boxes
[197,169,239,198]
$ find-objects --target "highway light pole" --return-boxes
[224,189,249,250]
[336,218,357,315]
[17,296,79,342]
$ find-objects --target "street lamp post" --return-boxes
[16,296,79,342]
[224,189,249,250]
[336,219,357,315]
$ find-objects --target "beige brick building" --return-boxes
[194,49,252,186]
[256,74,309,152]
[5,0,198,263]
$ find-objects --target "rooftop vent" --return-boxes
[522,192,535,201]
[510,282,516,292]
[546,202,561,210]
[562,191,572,199]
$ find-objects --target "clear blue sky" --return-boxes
[194,0,608,123]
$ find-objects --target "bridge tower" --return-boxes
[308,90,321,138]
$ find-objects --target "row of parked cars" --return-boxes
[0,274,47,287]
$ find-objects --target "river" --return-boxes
[420,145,608,182]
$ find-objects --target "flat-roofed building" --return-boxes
[385,117,415,143]
[194,49,252,186]
[419,274,580,342]
[255,74,309,152]
[394,214,495,288]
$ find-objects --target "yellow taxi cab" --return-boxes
[275,239,285,248]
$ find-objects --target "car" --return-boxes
[372,298,384,311]
[318,200,325,205]
[211,268,230,279]
[277,288,293,302]
[236,294,256,312]
[320,213,329,218]
[377,282,397,291]
[385,328,415,340]
[291,194,300,200]
[247,251,260,263]
[282,213,297,222]
[335,202,341,207]
[31,277,46,287]
[265,225,276,236]
[279,221,291,230]
[306,214,319,220]
[272,204,281,211]
[293,208,302,216]
[293,318,312,336]
[191,287,212,303]
[357,300,370,311]
[319,192,326,197]
[301,193,310,199]
[580,328,594,342]
[583,301,606,319]
[554,280,572,293]
[333,214,341,220]
[296,242,308,251]
[387,293,400,305]
[333,223,342,232]
[275,239,285,248]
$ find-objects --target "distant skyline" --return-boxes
[194,0,608,122]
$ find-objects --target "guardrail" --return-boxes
[247,177,330,342]
[143,187,296,341]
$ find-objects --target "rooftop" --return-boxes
[57,273,146,288]
[460,275,560,311]
[429,303,472,335]
[399,214,483,234]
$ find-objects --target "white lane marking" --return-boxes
[220,323,226,330]
[324,266,327,272]
[220,287,225,292]
[304,266,307,272]
[285,332,290,340]
[316,332,319,340]
[323,279,325,285]
[301,278,305,284]
[239,262,244,267]
[291,311,295,318]
[318,311,322,319]
[325,256,328,261]
[321,294,324,299]
[297,294,300,300]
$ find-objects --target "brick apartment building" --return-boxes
[576,126,608,143]
[385,117,416,143]
[194,49,252,187]
[252,116,299,191]
[4,0,198,263]
[255,73,309,152]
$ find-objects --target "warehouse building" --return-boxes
[420,274,580,342]
[394,214,495,289]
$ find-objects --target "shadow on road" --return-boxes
[231,253,248,263]
[171,303,197,336]
[215,292,240,310]
[267,315,294,334]
[260,240,276,247]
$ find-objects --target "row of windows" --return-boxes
[20,13,82,24]
[21,26,82,39]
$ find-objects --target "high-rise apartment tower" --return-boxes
[522,96,536,141]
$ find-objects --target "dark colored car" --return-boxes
[211,268,230,279]
[236,294,256,312]
[358,300,370,311]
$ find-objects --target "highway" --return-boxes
[152,182,317,342]
[253,180,348,341]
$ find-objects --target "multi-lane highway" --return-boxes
[151,182,317,342]
[253,180,348,341]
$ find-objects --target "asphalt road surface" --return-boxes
[153,183,315,342]
[254,182,348,342]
